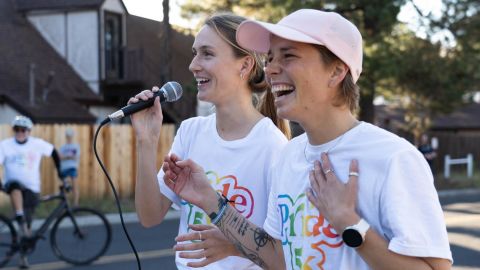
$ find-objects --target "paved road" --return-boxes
[440,190,480,270]
[1,214,179,270]
[2,190,479,270]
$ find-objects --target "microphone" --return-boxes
[103,81,183,124]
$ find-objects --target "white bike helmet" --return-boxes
[11,116,33,129]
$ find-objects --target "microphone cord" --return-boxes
[93,120,142,270]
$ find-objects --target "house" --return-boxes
[0,0,196,125]
[375,102,480,174]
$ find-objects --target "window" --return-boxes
[104,12,123,79]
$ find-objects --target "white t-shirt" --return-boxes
[59,143,80,171]
[158,114,288,270]
[264,122,452,270]
[0,137,54,193]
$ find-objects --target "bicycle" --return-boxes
[0,181,112,267]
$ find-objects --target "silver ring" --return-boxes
[324,168,334,175]
[349,171,359,177]
[198,231,202,241]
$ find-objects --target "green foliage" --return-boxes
[179,0,479,133]
[433,0,480,88]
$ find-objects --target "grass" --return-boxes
[433,168,480,190]
[0,196,136,219]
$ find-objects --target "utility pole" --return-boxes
[160,0,172,84]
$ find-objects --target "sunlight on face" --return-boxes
[189,26,243,104]
[266,36,333,123]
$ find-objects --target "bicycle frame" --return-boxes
[15,184,79,254]
[30,186,76,241]
[0,183,112,267]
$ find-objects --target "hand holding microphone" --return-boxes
[101,81,183,141]
[105,81,183,122]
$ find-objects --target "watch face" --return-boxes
[342,228,363,248]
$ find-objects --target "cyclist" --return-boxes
[0,115,62,268]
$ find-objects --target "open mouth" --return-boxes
[196,77,210,86]
[272,84,295,98]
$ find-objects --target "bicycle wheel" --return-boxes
[50,207,111,265]
[0,215,17,267]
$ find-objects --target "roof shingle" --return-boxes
[0,0,99,123]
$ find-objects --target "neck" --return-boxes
[214,95,263,141]
[15,138,28,144]
[302,108,358,145]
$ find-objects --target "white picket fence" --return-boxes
[444,154,474,178]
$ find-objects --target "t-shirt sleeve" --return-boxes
[262,165,282,240]
[0,143,5,164]
[157,123,186,209]
[380,149,452,261]
[39,139,54,156]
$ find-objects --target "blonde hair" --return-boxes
[205,13,291,138]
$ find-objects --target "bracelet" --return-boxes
[211,201,228,225]
[208,193,230,225]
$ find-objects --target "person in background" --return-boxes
[130,13,290,269]
[162,9,452,270]
[0,115,62,268]
[418,133,437,172]
[59,128,81,206]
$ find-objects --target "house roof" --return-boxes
[375,102,480,132]
[432,102,480,130]
[0,0,99,123]
[15,0,106,11]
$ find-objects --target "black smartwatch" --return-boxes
[341,218,370,248]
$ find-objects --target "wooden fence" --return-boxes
[430,131,480,176]
[0,124,175,205]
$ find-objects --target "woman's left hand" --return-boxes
[174,224,241,268]
[306,152,360,233]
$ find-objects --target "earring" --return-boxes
[240,73,244,80]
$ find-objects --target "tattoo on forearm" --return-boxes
[237,220,250,236]
[217,205,279,269]
[252,227,274,251]
[229,230,267,269]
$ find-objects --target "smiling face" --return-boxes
[189,25,246,105]
[265,36,337,123]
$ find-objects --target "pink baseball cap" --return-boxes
[236,9,363,83]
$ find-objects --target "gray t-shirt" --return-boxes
[59,143,80,171]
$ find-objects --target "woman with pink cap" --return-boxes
[163,9,452,270]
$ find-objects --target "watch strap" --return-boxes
[354,218,370,237]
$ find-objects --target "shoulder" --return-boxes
[0,138,11,146]
[356,122,423,161]
[272,133,308,161]
[30,137,53,147]
[254,118,288,145]
[178,114,215,132]
[284,133,307,150]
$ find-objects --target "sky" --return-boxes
[122,0,197,29]
[123,0,444,32]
